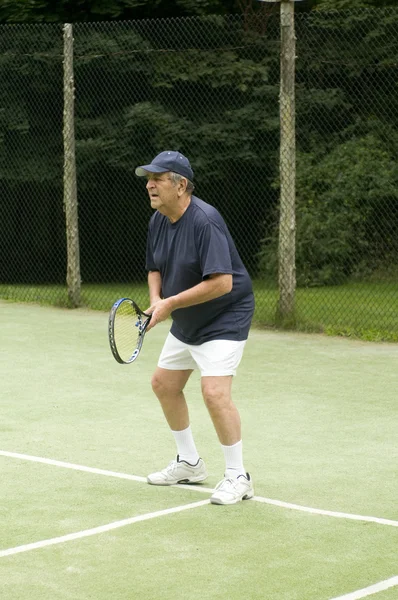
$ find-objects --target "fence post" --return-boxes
[258,0,298,324]
[277,0,296,324]
[63,23,81,307]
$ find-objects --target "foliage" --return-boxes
[3,0,398,25]
[1,0,398,24]
[259,131,398,286]
[258,6,398,286]
[315,0,397,9]
[0,0,237,23]
[297,133,398,282]
[1,8,398,291]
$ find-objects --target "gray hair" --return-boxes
[170,172,194,193]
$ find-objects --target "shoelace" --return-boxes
[165,460,179,475]
[216,477,238,491]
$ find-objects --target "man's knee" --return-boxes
[151,371,171,397]
[151,369,190,398]
[151,371,162,396]
[201,376,232,410]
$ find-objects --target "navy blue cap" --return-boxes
[135,151,194,181]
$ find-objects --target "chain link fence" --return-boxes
[1,9,397,340]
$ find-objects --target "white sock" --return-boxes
[222,440,246,478]
[171,426,200,465]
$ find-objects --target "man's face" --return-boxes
[145,173,177,213]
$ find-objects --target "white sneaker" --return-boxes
[210,473,254,505]
[147,455,208,486]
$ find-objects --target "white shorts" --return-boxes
[158,333,247,377]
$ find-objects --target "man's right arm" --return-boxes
[148,270,162,305]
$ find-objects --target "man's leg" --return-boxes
[151,367,192,431]
[147,367,207,485]
[201,376,240,446]
[201,375,253,505]
[201,375,245,475]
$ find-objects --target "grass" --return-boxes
[1,302,397,600]
[1,278,398,342]
[252,279,398,342]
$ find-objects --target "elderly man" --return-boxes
[135,150,255,505]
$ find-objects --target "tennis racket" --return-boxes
[108,298,152,364]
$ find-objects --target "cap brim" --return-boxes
[135,165,168,177]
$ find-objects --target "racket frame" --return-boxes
[108,297,151,364]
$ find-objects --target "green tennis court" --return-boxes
[1,301,397,600]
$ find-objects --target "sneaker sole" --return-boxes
[210,491,254,505]
[147,474,208,486]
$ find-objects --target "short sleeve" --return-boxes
[197,220,232,278]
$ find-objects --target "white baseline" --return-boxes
[329,575,398,600]
[1,450,397,528]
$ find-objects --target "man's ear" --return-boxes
[177,177,188,196]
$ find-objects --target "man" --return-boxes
[135,150,255,505]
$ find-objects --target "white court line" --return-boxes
[329,575,398,600]
[1,450,398,528]
[0,450,147,483]
[1,452,397,600]
[253,496,398,528]
[0,499,210,558]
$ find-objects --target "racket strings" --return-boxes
[113,301,148,362]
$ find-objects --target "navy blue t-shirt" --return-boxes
[146,195,255,345]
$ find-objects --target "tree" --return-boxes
[259,6,398,285]
[315,0,396,9]
[1,0,397,24]
[0,0,236,23]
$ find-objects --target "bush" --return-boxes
[259,132,398,286]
